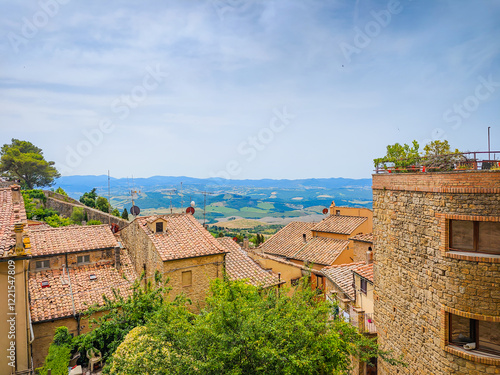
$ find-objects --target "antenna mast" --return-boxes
[200,190,214,227]
[108,170,111,225]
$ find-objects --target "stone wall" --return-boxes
[373,171,500,374]
[43,193,129,229]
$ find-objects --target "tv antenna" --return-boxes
[108,170,111,225]
[200,190,214,227]
[164,189,177,214]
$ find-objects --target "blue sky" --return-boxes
[1,0,499,179]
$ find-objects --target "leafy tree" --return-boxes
[96,196,110,213]
[105,278,404,374]
[373,140,420,170]
[36,327,72,375]
[121,208,129,220]
[0,139,60,188]
[71,207,85,224]
[80,188,97,208]
[111,208,120,217]
[45,214,73,227]
[55,187,68,196]
[423,140,458,156]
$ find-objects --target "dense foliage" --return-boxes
[37,327,72,375]
[374,140,465,172]
[0,139,60,188]
[121,207,129,220]
[42,273,403,374]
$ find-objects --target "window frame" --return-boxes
[77,254,91,264]
[156,222,163,233]
[448,312,500,356]
[360,278,368,295]
[181,270,192,287]
[449,219,500,255]
[35,259,50,270]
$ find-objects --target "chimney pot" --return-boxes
[366,248,373,264]
[302,233,307,243]
[243,237,249,250]
[11,185,21,204]
[114,246,121,270]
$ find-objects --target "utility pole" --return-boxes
[488,126,491,160]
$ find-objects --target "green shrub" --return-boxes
[87,220,102,225]
[37,327,72,375]
[71,207,85,224]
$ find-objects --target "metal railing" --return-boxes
[348,307,376,334]
[374,151,500,174]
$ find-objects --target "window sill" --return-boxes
[444,251,500,263]
[445,344,500,366]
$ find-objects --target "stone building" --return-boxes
[27,224,137,368]
[350,233,373,263]
[120,214,227,309]
[373,170,500,374]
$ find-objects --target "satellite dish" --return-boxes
[186,207,195,215]
[322,208,329,215]
[232,237,238,242]
[190,201,196,208]
[110,223,119,233]
[130,205,140,216]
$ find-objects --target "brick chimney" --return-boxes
[11,184,21,204]
[302,233,307,243]
[13,222,25,255]
[366,248,373,264]
[114,246,121,270]
[243,237,249,250]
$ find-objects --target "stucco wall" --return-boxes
[373,171,500,374]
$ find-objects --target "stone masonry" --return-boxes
[373,170,500,375]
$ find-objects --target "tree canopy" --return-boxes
[0,139,60,189]
[60,274,402,374]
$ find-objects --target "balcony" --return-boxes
[374,151,500,174]
[349,306,377,334]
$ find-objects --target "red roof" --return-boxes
[312,215,367,235]
[135,214,227,261]
[0,187,27,257]
[353,263,374,283]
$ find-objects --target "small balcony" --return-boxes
[374,151,500,174]
[349,306,377,335]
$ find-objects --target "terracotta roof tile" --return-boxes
[291,237,349,266]
[312,215,367,235]
[353,262,374,283]
[29,250,137,322]
[247,251,324,275]
[349,233,373,243]
[29,225,118,257]
[218,237,282,288]
[136,214,227,261]
[0,187,27,257]
[259,222,315,258]
[321,261,366,300]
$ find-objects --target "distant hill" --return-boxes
[52,175,372,223]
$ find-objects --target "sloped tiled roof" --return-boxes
[259,222,315,258]
[218,237,282,288]
[321,261,366,300]
[136,214,227,261]
[29,250,137,322]
[0,187,27,257]
[312,215,367,235]
[349,233,373,243]
[29,225,118,257]
[353,262,374,283]
[290,237,349,266]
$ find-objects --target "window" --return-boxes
[316,275,324,290]
[450,220,500,254]
[77,254,90,264]
[360,279,368,294]
[156,222,163,233]
[449,313,500,355]
[336,210,341,215]
[182,271,192,287]
[35,260,50,269]
[291,278,300,286]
